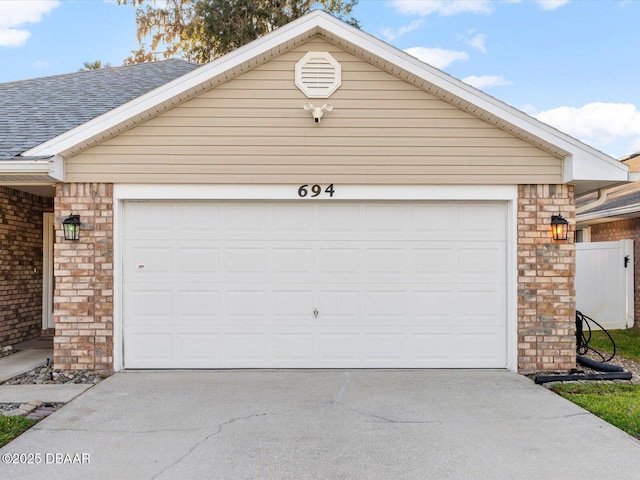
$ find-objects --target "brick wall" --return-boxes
[518,185,576,372]
[589,218,640,328]
[0,186,53,345]
[54,183,113,373]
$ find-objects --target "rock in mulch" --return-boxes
[0,344,15,358]
[0,401,63,419]
[3,364,105,386]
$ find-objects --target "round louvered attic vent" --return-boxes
[295,52,341,98]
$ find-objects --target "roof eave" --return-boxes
[0,156,63,181]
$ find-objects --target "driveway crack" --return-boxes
[151,412,268,480]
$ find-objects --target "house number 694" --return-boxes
[297,184,335,198]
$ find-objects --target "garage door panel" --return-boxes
[365,248,408,274]
[222,331,268,362]
[458,244,505,281]
[412,290,455,319]
[127,246,172,274]
[176,248,219,274]
[273,290,314,321]
[127,290,173,323]
[411,332,456,361]
[319,248,361,275]
[127,331,172,363]
[365,205,409,233]
[271,333,314,361]
[272,205,314,233]
[319,205,361,232]
[273,248,314,274]
[224,291,268,319]
[412,248,454,276]
[365,333,408,360]
[123,200,507,368]
[174,204,221,231]
[177,290,219,320]
[224,248,268,274]
[318,333,361,361]
[458,330,505,364]
[458,289,506,324]
[318,290,360,320]
[176,333,220,361]
[223,205,268,233]
[459,204,506,241]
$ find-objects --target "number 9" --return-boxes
[311,185,321,197]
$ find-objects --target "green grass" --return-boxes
[587,328,640,360]
[551,383,640,438]
[0,416,39,448]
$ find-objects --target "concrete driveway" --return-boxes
[2,370,640,480]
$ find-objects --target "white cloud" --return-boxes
[507,0,570,10]
[535,0,569,10]
[381,19,424,42]
[534,102,640,155]
[462,75,513,89]
[468,32,487,53]
[392,0,492,16]
[0,0,59,47]
[0,28,31,47]
[404,47,469,68]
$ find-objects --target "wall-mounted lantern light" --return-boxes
[63,214,81,241]
[550,213,568,241]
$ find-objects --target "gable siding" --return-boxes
[66,38,562,184]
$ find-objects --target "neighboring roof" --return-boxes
[577,181,640,224]
[7,11,629,194]
[0,59,199,160]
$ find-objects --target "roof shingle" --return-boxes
[0,59,199,159]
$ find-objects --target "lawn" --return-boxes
[551,383,640,439]
[587,328,640,360]
[0,416,39,448]
[551,328,640,439]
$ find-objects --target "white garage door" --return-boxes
[123,201,506,368]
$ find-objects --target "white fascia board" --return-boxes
[563,150,628,184]
[0,159,51,173]
[0,157,63,181]
[22,10,627,183]
[577,204,640,224]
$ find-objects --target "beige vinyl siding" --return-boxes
[66,38,563,184]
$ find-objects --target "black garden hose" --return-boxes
[575,310,616,363]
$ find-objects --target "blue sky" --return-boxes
[1,0,640,158]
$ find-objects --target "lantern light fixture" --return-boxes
[63,214,81,241]
[550,213,568,241]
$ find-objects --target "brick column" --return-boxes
[54,183,113,373]
[518,185,575,372]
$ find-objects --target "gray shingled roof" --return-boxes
[0,59,200,160]
[577,182,640,216]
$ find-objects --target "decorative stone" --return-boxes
[3,409,26,417]
[28,400,44,407]
[19,403,37,413]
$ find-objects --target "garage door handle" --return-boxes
[314,308,319,318]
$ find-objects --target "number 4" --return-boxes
[325,184,335,197]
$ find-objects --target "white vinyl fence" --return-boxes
[575,239,634,330]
